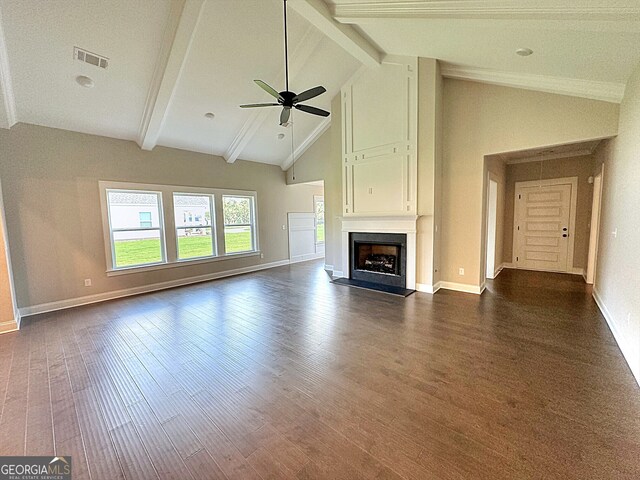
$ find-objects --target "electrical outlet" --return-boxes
[458,268,464,276]
[612,228,618,238]
[84,279,92,287]
[260,253,264,259]
[282,224,286,230]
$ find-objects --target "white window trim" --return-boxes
[222,194,258,254]
[99,181,260,276]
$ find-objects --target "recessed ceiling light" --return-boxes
[277,133,285,140]
[75,75,94,88]
[204,112,215,119]
[516,48,533,57]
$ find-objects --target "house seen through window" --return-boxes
[106,190,165,268]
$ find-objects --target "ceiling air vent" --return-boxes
[74,47,108,69]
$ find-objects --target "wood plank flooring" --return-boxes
[1,261,639,479]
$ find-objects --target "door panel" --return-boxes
[515,184,572,272]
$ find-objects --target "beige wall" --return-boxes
[286,95,342,273]
[416,58,444,288]
[0,123,322,309]
[502,155,596,269]
[592,63,640,385]
[442,79,619,286]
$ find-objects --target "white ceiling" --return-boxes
[0,0,639,168]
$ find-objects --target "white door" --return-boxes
[288,213,320,263]
[515,183,572,272]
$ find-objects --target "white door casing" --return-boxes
[513,177,578,273]
[586,167,604,284]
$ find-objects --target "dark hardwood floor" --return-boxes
[1,261,639,479]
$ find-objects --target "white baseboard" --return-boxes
[493,263,505,278]
[289,252,324,264]
[438,281,485,295]
[332,270,345,278]
[0,319,19,334]
[593,289,639,388]
[324,264,334,272]
[19,259,292,318]
[416,282,440,294]
[502,262,515,269]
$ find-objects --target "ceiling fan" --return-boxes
[240,0,330,126]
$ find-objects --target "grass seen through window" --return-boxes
[114,230,252,267]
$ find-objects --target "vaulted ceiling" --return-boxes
[0,0,639,169]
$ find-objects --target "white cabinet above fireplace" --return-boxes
[341,56,418,217]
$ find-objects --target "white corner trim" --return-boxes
[281,117,331,170]
[332,1,640,22]
[0,9,17,129]
[569,267,585,277]
[137,0,205,151]
[224,26,325,164]
[19,259,292,318]
[290,0,381,67]
[441,64,625,104]
[493,263,505,278]
[593,289,640,388]
[0,319,18,334]
[416,282,440,294]
[438,281,485,295]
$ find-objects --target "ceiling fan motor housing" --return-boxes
[279,91,296,108]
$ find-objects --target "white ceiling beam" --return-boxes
[332,1,640,22]
[224,26,325,164]
[0,8,17,129]
[440,63,625,104]
[288,0,382,67]
[137,0,205,151]
[281,116,331,171]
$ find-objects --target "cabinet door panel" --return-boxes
[352,156,404,214]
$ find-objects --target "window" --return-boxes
[174,194,215,260]
[100,182,259,274]
[223,195,255,253]
[314,195,325,243]
[106,190,165,268]
[139,211,152,228]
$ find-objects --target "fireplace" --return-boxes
[350,232,407,288]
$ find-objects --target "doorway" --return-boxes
[486,179,498,279]
[513,177,577,273]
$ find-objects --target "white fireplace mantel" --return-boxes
[339,215,418,290]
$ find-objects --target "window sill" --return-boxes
[106,251,261,277]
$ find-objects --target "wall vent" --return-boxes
[74,47,108,69]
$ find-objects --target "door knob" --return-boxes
[563,234,568,237]
[562,227,568,231]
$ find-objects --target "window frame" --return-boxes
[104,188,166,270]
[222,194,257,255]
[99,181,260,276]
[314,195,325,245]
[173,192,217,261]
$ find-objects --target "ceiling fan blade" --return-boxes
[254,80,283,101]
[295,104,330,117]
[292,86,326,104]
[240,103,280,108]
[280,107,291,125]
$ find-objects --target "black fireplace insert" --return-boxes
[349,232,407,288]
